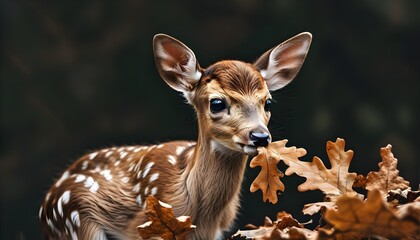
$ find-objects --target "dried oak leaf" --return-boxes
[284,138,358,197]
[388,188,420,204]
[231,226,276,240]
[365,144,410,196]
[397,197,420,225]
[302,201,336,216]
[324,189,419,240]
[257,227,318,240]
[250,140,307,204]
[231,213,313,240]
[137,196,196,240]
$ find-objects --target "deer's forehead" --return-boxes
[199,61,269,100]
[205,81,269,102]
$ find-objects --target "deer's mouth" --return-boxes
[237,143,258,157]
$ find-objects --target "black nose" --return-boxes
[250,132,270,147]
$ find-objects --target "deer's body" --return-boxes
[40,33,311,239]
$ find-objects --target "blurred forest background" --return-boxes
[1,0,419,239]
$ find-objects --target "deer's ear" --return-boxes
[153,34,202,94]
[254,32,312,91]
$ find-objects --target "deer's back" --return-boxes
[39,141,195,239]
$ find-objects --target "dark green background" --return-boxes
[1,0,419,239]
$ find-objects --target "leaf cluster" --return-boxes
[239,138,419,240]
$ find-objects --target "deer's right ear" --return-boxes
[153,34,202,94]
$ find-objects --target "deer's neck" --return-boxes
[174,133,248,225]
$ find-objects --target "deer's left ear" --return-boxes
[254,32,312,91]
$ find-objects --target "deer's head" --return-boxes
[153,33,311,156]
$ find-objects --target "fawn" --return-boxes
[39,32,312,239]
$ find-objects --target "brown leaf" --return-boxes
[137,196,196,240]
[231,226,276,240]
[284,138,358,197]
[388,188,420,204]
[324,189,419,240]
[366,144,410,196]
[232,213,310,240]
[256,227,318,240]
[351,174,367,188]
[317,227,365,240]
[276,216,302,230]
[397,197,420,225]
[250,140,307,204]
[302,202,336,216]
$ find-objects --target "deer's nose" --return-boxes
[250,132,270,147]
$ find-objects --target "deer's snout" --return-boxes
[249,130,270,147]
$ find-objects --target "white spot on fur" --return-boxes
[133,183,140,193]
[158,200,172,208]
[151,187,158,196]
[75,174,86,183]
[90,181,99,193]
[138,221,152,228]
[144,186,149,195]
[117,147,125,152]
[134,146,147,153]
[149,173,159,182]
[55,171,70,187]
[57,190,70,216]
[127,146,135,151]
[142,162,154,178]
[39,206,43,219]
[168,155,177,165]
[136,195,142,206]
[177,216,190,222]
[156,144,164,149]
[99,169,112,181]
[114,160,121,166]
[89,152,98,160]
[128,163,135,172]
[104,151,113,158]
[47,218,58,233]
[62,191,70,204]
[147,146,156,152]
[66,218,78,240]
[121,177,129,183]
[45,192,51,201]
[53,209,57,220]
[81,161,88,170]
[93,165,101,173]
[71,210,80,227]
[120,151,128,159]
[84,176,94,187]
[176,146,186,155]
[84,177,99,193]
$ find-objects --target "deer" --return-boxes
[39,32,312,240]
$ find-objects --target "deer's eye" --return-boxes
[264,99,272,111]
[210,98,226,113]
